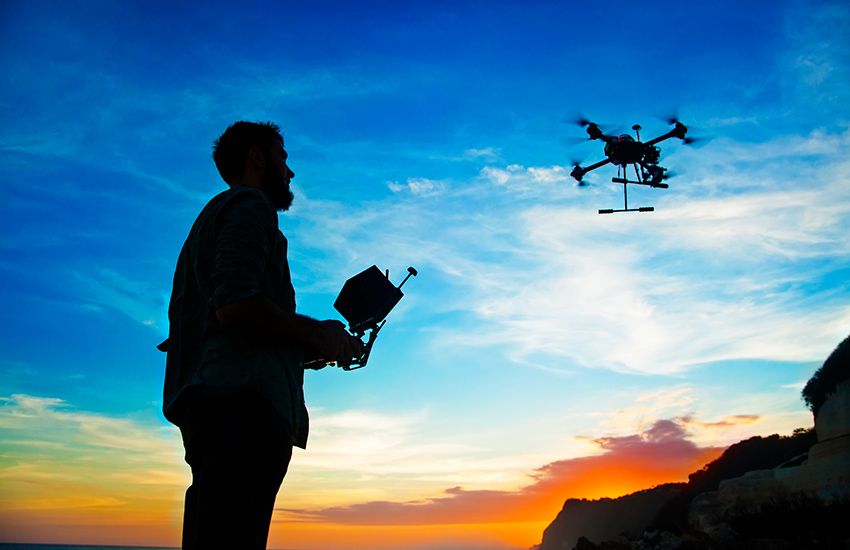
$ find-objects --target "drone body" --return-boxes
[569,120,691,214]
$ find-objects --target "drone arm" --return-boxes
[644,130,676,146]
[572,157,612,181]
[645,122,688,146]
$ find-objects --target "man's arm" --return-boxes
[216,294,362,366]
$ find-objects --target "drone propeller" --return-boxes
[656,112,712,146]
[559,113,594,127]
[559,135,592,147]
[569,159,591,186]
[563,114,614,130]
[657,108,683,126]
[574,172,590,187]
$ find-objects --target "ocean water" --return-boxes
[0,545,177,550]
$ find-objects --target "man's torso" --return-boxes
[162,186,309,448]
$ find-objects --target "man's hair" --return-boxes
[212,121,283,185]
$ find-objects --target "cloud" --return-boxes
[781,1,850,105]
[464,148,501,161]
[0,394,181,467]
[0,394,189,546]
[293,407,540,490]
[480,164,576,195]
[677,414,760,430]
[0,394,185,522]
[72,268,168,330]
[287,125,850,377]
[474,132,849,372]
[282,418,722,526]
[388,177,446,197]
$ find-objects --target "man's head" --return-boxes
[212,121,295,211]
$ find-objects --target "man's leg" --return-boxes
[180,392,293,550]
[181,483,199,548]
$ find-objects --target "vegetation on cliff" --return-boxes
[802,333,850,416]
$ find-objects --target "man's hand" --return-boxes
[310,320,363,367]
[216,295,362,366]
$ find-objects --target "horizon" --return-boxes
[1,1,849,549]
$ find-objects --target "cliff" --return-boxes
[538,484,684,550]
[536,384,848,550]
[689,380,850,536]
[537,334,849,549]
[652,428,817,532]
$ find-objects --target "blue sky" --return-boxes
[1,1,849,547]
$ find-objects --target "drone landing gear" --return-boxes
[611,177,668,189]
[598,164,662,214]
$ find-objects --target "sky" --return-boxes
[1,0,849,548]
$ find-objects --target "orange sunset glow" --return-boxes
[1,409,728,550]
[267,419,724,549]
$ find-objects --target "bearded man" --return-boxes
[161,121,361,549]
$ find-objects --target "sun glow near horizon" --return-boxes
[1,393,771,549]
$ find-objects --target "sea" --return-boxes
[0,545,178,550]
[0,546,308,550]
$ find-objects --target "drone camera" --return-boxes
[644,146,661,165]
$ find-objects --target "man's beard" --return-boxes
[263,176,294,212]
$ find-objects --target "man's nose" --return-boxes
[288,167,295,180]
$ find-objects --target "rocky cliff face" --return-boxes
[538,484,683,550]
[689,380,850,533]
[536,383,850,550]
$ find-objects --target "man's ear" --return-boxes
[247,145,266,170]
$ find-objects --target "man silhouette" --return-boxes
[161,121,361,549]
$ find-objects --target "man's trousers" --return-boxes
[179,391,293,550]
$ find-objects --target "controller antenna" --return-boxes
[398,267,418,289]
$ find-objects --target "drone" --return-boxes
[304,265,417,371]
[569,119,694,214]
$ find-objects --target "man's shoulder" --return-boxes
[208,186,273,210]
[198,186,276,225]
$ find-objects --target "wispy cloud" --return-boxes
[283,418,722,525]
[464,147,501,161]
[289,126,850,376]
[0,394,188,545]
[291,406,546,495]
[72,268,168,330]
[781,1,850,105]
[388,177,447,197]
[678,414,760,430]
[0,394,185,513]
[480,164,578,195]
